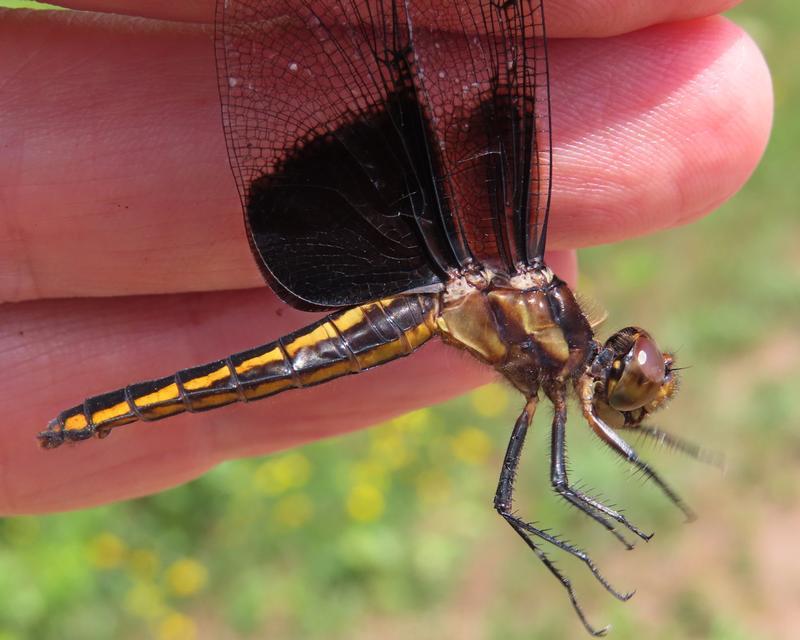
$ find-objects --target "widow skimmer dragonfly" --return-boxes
[39,0,701,634]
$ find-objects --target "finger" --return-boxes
[549,18,772,251]
[46,1,213,23]
[47,0,743,38]
[0,13,770,302]
[0,250,575,514]
[546,0,743,38]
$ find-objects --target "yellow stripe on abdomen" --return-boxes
[39,294,440,449]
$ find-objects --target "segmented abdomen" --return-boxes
[39,294,439,448]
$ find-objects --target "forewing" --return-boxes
[216,0,466,310]
[409,0,553,269]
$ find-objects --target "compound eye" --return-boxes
[633,334,664,384]
[607,333,665,411]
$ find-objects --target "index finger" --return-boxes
[49,0,742,37]
[0,11,772,302]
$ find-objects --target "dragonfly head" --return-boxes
[595,327,678,426]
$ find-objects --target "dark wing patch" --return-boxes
[216,1,467,310]
[244,88,453,310]
[408,0,552,268]
[215,1,553,309]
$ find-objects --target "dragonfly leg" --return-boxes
[616,423,725,469]
[494,398,631,637]
[548,386,652,546]
[577,379,696,522]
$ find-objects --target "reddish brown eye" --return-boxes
[607,332,666,412]
[633,335,664,384]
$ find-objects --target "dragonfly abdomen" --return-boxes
[39,294,439,449]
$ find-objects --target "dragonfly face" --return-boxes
[39,1,708,635]
[597,327,679,414]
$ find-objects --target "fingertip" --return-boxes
[666,16,773,227]
[550,16,773,246]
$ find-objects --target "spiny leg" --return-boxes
[578,380,696,522]
[504,515,634,603]
[502,517,610,637]
[493,398,629,637]
[495,401,628,632]
[617,423,725,469]
[548,386,652,545]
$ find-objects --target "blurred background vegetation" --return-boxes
[1,2,798,639]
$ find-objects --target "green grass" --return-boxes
[0,1,59,9]
[1,2,798,640]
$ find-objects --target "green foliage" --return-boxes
[0,1,60,9]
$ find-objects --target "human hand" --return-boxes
[0,0,770,514]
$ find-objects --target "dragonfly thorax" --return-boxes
[435,267,594,395]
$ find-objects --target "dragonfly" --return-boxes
[39,0,704,634]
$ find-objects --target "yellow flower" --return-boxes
[165,558,208,597]
[273,493,314,528]
[346,483,385,522]
[370,429,410,469]
[470,384,510,417]
[451,427,492,465]
[157,612,197,640]
[253,453,312,495]
[127,549,160,580]
[349,460,390,491]
[124,581,167,621]
[88,532,127,569]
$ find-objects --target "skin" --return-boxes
[0,0,771,514]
